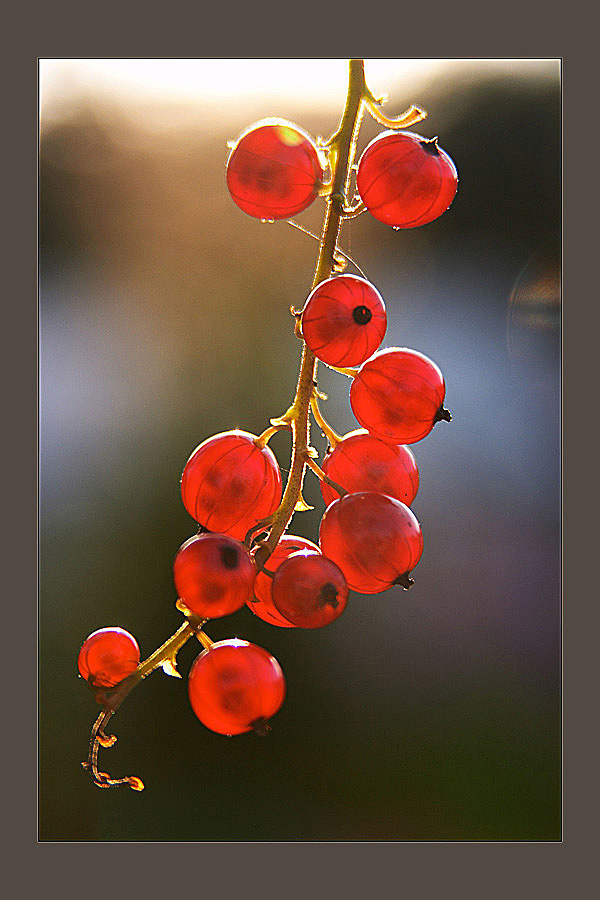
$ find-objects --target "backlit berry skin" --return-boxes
[249,535,320,628]
[226,119,324,220]
[174,533,256,619]
[356,131,458,228]
[301,275,387,367]
[320,429,418,508]
[350,347,448,444]
[180,430,282,541]
[188,639,286,736]
[78,627,140,689]
[271,550,348,629]
[319,492,423,594]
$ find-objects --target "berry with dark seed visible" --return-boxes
[174,533,256,619]
[301,274,387,367]
[271,550,348,628]
[249,535,321,627]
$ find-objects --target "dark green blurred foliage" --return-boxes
[40,61,560,841]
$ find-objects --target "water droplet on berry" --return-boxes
[260,218,275,224]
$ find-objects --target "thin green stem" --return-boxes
[254,422,290,448]
[310,393,341,447]
[304,455,348,499]
[326,363,359,378]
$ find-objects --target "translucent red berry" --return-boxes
[174,533,256,619]
[180,430,282,541]
[301,275,387,367]
[226,119,324,220]
[188,639,286,736]
[320,429,418,508]
[319,492,423,594]
[350,347,450,444]
[356,130,458,228]
[249,535,320,628]
[271,550,348,628]
[77,627,140,689]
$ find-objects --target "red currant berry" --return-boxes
[249,535,320,628]
[77,627,140,689]
[356,131,458,228]
[301,275,387,367]
[180,430,282,541]
[271,550,348,628]
[188,639,286,736]
[174,533,256,619]
[226,119,324,220]
[350,347,450,444]
[320,429,418,508]
[319,492,423,594]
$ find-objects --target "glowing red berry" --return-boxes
[226,119,324,220]
[188,639,286,736]
[174,533,256,619]
[350,347,450,444]
[320,429,418,508]
[77,627,140,689]
[301,275,387,367]
[356,131,458,228]
[319,492,423,594]
[180,430,282,541]
[249,535,320,628]
[271,550,348,628]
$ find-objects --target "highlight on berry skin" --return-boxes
[320,429,419,509]
[271,549,349,628]
[301,275,387,367]
[226,118,324,220]
[78,627,140,689]
[319,491,424,594]
[180,430,282,541]
[174,533,256,619]
[356,130,458,228]
[350,347,451,445]
[249,535,321,627]
[187,639,286,736]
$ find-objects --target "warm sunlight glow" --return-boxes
[40,58,449,125]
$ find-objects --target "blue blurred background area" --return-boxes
[39,59,560,841]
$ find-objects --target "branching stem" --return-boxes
[82,59,422,791]
[256,59,369,565]
[304,455,348,499]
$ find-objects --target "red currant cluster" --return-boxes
[78,60,456,791]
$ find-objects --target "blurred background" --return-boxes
[39,59,561,841]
